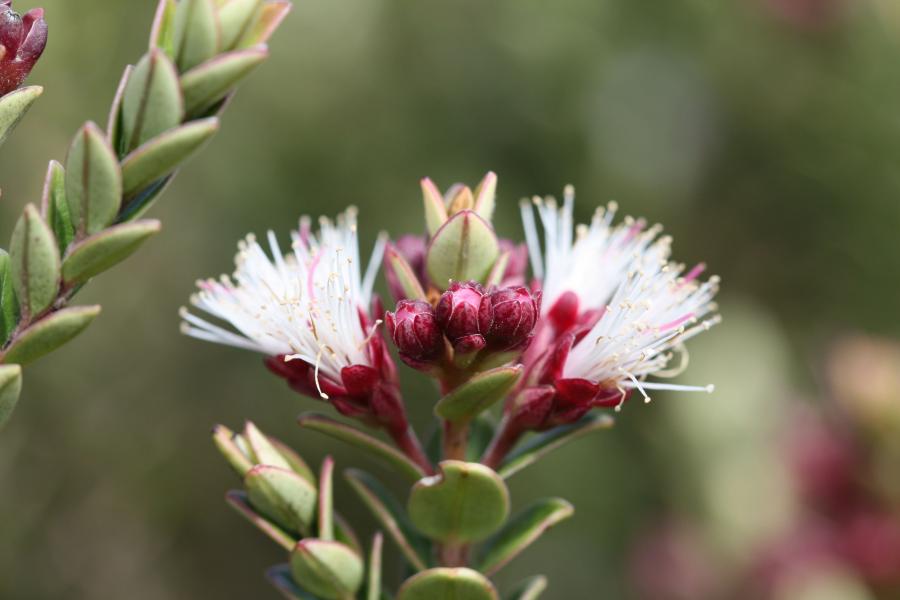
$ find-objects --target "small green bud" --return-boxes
[289,539,364,600]
[397,568,499,600]
[426,210,499,291]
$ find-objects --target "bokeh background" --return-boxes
[2,0,900,598]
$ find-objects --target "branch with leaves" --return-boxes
[0,0,292,428]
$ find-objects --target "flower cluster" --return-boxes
[0,0,47,97]
[182,172,719,470]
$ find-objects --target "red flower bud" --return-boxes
[0,2,47,96]
[479,286,540,351]
[385,300,444,363]
[436,281,487,351]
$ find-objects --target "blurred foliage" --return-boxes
[1,0,900,598]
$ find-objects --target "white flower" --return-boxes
[180,208,386,395]
[521,186,664,315]
[522,186,720,404]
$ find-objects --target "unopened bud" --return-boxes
[436,281,487,352]
[480,286,540,351]
[0,2,47,96]
[385,300,443,362]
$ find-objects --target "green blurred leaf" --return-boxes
[367,533,383,600]
[180,47,268,116]
[107,65,133,157]
[173,0,221,72]
[40,161,75,255]
[318,456,335,541]
[408,460,509,543]
[1,305,100,366]
[0,250,21,345]
[245,465,318,536]
[269,436,316,485]
[477,499,574,575]
[498,413,614,480]
[219,0,263,50]
[298,412,426,481]
[0,86,42,147]
[472,171,497,223]
[290,539,364,600]
[0,364,23,430]
[117,175,175,223]
[213,424,254,477]
[243,420,292,469]
[385,245,426,301]
[121,118,219,197]
[9,205,60,319]
[397,568,499,600]
[426,210,499,290]
[505,576,548,600]
[344,468,431,572]
[61,220,161,286]
[421,178,448,236]
[225,490,296,551]
[65,123,123,236]
[435,366,522,423]
[121,50,184,153]
[266,564,319,600]
[149,0,178,56]
[237,0,291,48]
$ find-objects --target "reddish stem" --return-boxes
[390,425,434,476]
[481,416,525,470]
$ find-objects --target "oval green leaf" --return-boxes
[65,122,123,236]
[238,0,291,48]
[0,85,42,146]
[40,161,74,255]
[398,568,499,600]
[180,46,268,116]
[1,305,100,366]
[213,424,254,476]
[0,364,23,430]
[290,539,364,600]
[61,220,161,285]
[298,412,426,481]
[344,468,431,572]
[219,0,262,50]
[121,50,184,153]
[477,498,574,575]
[9,205,60,320]
[498,413,614,480]
[244,464,318,536]
[0,250,21,344]
[384,244,426,301]
[435,365,522,423]
[426,210,499,290]
[173,0,221,72]
[121,118,219,197]
[408,460,509,543]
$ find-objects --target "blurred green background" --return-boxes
[2,0,900,598]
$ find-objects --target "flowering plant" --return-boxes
[184,172,721,598]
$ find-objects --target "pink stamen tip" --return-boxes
[659,313,694,331]
[683,262,706,284]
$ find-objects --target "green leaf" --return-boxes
[385,244,426,301]
[334,511,362,556]
[213,424,254,477]
[344,468,431,572]
[498,413,614,480]
[408,460,509,544]
[477,499,574,575]
[238,0,291,48]
[266,564,319,600]
[180,47,268,116]
[318,456,335,541]
[121,118,219,197]
[65,123,123,236]
[149,0,178,56]
[107,65,133,157]
[421,178,448,236]
[290,539,364,600]
[243,421,293,470]
[173,0,221,72]
[121,50,184,153]
[298,412,426,482]
[426,210,499,291]
[268,435,316,485]
[0,86,42,147]
[9,204,61,319]
[367,533,383,600]
[505,576,548,600]
[61,220,161,286]
[225,490,297,551]
[0,364,23,430]
[1,305,101,366]
[219,0,263,50]
[40,161,75,255]
[397,568,499,600]
[472,171,497,223]
[435,365,522,423]
[244,465,318,536]
[117,175,175,223]
[0,251,20,345]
